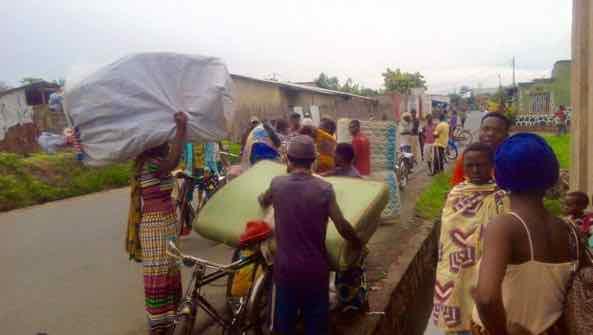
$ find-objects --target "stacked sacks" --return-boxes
[337,119,400,219]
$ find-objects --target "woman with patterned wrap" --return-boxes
[126,112,188,335]
[433,143,509,334]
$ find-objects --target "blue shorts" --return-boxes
[272,283,329,335]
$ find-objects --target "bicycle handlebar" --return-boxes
[219,151,239,158]
[167,241,256,272]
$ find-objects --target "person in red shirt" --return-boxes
[451,113,510,186]
[554,105,567,135]
[349,119,371,176]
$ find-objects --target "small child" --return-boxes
[563,191,593,240]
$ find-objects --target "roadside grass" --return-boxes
[415,133,571,220]
[542,134,570,169]
[542,134,571,216]
[415,171,452,220]
[0,141,242,212]
[0,152,131,212]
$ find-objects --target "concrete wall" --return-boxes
[570,0,593,196]
[552,60,572,108]
[373,219,439,335]
[231,78,288,141]
[518,61,571,115]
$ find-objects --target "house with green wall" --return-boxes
[518,60,571,115]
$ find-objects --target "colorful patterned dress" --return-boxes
[139,157,182,331]
[432,182,508,333]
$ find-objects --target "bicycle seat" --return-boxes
[401,152,414,159]
[239,220,273,247]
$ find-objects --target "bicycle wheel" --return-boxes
[172,303,197,335]
[460,129,473,145]
[396,159,408,189]
[247,270,274,335]
[447,143,458,160]
[453,128,469,145]
[176,181,194,236]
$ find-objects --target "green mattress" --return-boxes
[193,160,389,270]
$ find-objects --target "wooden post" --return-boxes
[570,0,593,196]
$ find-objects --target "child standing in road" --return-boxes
[259,135,362,335]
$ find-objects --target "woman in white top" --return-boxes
[471,133,577,335]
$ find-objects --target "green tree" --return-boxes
[449,93,462,107]
[382,68,426,94]
[314,73,340,91]
[313,73,379,96]
[459,85,472,96]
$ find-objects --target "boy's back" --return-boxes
[270,172,333,287]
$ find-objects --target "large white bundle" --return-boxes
[64,52,235,166]
[337,119,398,171]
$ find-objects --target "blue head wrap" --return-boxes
[495,133,559,193]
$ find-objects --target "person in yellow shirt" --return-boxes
[433,113,450,174]
[315,118,337,174]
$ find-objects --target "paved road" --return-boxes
[1,111,483,335]
[1,189,233,334]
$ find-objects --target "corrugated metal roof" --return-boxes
[230,74,377,102]
[0,81,59,98]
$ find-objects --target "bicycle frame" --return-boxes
[168,242,265,330]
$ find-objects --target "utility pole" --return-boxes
[512,57,516,87]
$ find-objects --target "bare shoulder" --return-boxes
[484,214,519,239]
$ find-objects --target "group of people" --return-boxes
[400,108,458,175]
[126,111,379,334]
[240,112,371,179]
[434,111,589,335]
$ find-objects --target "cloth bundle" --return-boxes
[64,52,235,166]
[336,119,398,171]
[337,119,400,218]
[368,170,401,218]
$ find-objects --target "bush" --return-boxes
[0,152,131,212]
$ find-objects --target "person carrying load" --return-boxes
[258,135,362,334]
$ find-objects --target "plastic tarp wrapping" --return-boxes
[38,132,67,153]
[194,161,389,271]
[64,52,235,166]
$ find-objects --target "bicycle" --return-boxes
[452,127,473,146]
[445,138,459,162]
[175,150,240,236]
[395,145,416,190]
[167,241,273,335]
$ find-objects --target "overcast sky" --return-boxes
[1,0,572,93]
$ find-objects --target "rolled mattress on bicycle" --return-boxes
[193,160,389,271]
